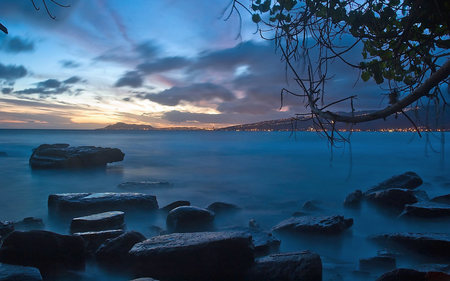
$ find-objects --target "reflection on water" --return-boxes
[0,130,449,280]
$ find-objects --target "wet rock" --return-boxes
[365,172,423,194]
[359,255,396,272]
[250,231,281,257]
[206,202,240,214]
[160,200,190,212]
[401,202,450,218]
[344,190,363,208]
[415,264,450,274]
[0,230,85,272]
[431,194,450,205]
[70,211,125,233]
[75,229,124,254]
[246,251,322,281]
[302,200,322,211]
[12,217,44,230]
[130,278,159,281]
[370,233,450,258]
[96,231,146,263]
[413,190,429,201]
[248,219,260,230]
[366,189,418,210]
[118,181,170,190]
[29,143,124,169]
[129,231,254,281]
[48,192,158,214]
[166,206,215,233]
[0,222,13,238]
[272,215,353,234]
[375,268,450,281]
[0,263,42,281]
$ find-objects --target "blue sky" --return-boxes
[0,0,382,129]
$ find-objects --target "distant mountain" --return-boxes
[217,107,450,132]
[98,122,203,131]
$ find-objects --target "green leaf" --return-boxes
[361,71,371,81]
[252,14,262,23]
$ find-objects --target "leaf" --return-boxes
[361,71,371,81]
[252,14,262,23]
[0,23,8,34]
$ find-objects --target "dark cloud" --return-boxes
[137,56,190,74]
[64,76,82,84]
[0,63,27,81]
[134,41,159,59]
[142,83,235,106]
[37,79,61,88]
[114,71,143,88]
[59,60,81,68]
[1,87,13,94]
[0,36,35,53]
[14,76,82,96]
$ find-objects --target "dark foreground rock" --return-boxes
[366,189,418,210]
[272,215,353,234]
[401,202,450,218]
[96,231,146,264]
[12,217,44,230]
[48,192,158,214]
[70,211,125,233]
[206,202,240,214]
[370,233,450,258]
[0,263,42,281]
[29,143,124,169]
[359,255,396,272]
[118,181,170,190]
[344,190,363,208]
[74,229,124,254]
[129,231,254,281]
[375,268,450,281]
[251,231,281,257]
[246,251,322,281]
[160,200,190,212]
[0,230,85,272]
[365,172,423,194]
[130,278,159,281]
[0,222,13,238]
[166,206,215,233]
[431,194,450,205]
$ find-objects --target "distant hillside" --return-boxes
[98,122,203,131]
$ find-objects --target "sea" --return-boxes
[0,130,449,280]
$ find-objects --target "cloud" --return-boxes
[37,79,61,88]
[137,56,190,74]
[114,71,143,88]
[64,76,82,84]
[1,88,13,94]
[142,83,235,106]
[0,36,35,53]
[59,60,81,68]
[0,63,27,81]
[134,41,159,59]
[13,76,82,96]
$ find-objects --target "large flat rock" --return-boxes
[375,268,450,281]
[166,206,215,233]
[272,215,353,234]
[29,143,124,169]
[365,188,418,210]
[401,202,450,218]
[70,211,125,233]
[74,229,124,254]
[365,172,423,194]
[0,263,42,281]
[129,231,254,281]
[96,231,146,264]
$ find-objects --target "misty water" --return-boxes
[0,130,449,281]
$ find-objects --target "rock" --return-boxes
[130,278,159,281]
[29,143,124,169]
[272,215,353,234]
[118,181,170,190]
[160,200,190,212]
[74,229,124,254]
[302,200,322,211]
[0,230,85,272]
[12,217,44,230]
[246,251,322,281]
[365,172,423,194]
[206,202,240,214]
[0,263,42,281]
[359,255,396,272]
[250,231,281,257]
[48,192,158,214]
[431,194,450,205]
[249,219,260,230]
[148,225,167,236]
[96,231,146,263]
[375,268,450,281]
[370,233,450,258]
[70,211,125,233]
[365,189,418,210]
[413,190,429,201]
[0,222,13,238]
[166,206,215,233]
[401,202,450,218]
[344,190,363,208]
[129,231,254,281]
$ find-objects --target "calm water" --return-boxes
[0,130,449,280]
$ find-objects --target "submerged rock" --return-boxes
[206,202,240,214]
[431,194,450,205]
[365,172,423,194]
[272,215,353,234]
[375,268,450,281]
[129,231,254,281]
[29,143,124,169]
[302,200,322,211]
[401,202,450,218]
[160,200,190,212]
[70,211,125,233]
[344,190,363,208]
[75,229,124,254]
[118,181,170,190]
[250,230,281,257]
[48,192,158,214]
[12,217,44,230]
[359,255,396,272]
[370,233,450,258]
[0,230,85,272]
[166,206,215,233]
[96,231,146,264]
[366,189,418,210]
[0,263,42,281]
[246,251,322,281]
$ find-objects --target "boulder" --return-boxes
[0,230,85,272]
[70,211,125,233]
[166,206,215,233]
[375,268,450,281]
[365,189,418,210]
[206,202,240,214]
[365,172,423,194]
[12,217,44,230]
[118,181,170,190]
[96,231,146,263]
[401,202,450,218]
[0,222,13,238]
[302,200,322,211]
[160,200,190,212]
[29,143,124,169]
[344,190,363,208]
[272,215,353,234]
[0,263,42,281]
[246,251,322,281]
[129,231,254,281]
[130,278,159,281]
[48,192,158,214]
[359,255,396,272]
[74,229,124,254]
[250,231,281,257]
[370,233,450,258]
[431,194,450,205]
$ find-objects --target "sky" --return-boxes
[0,0,385,129]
